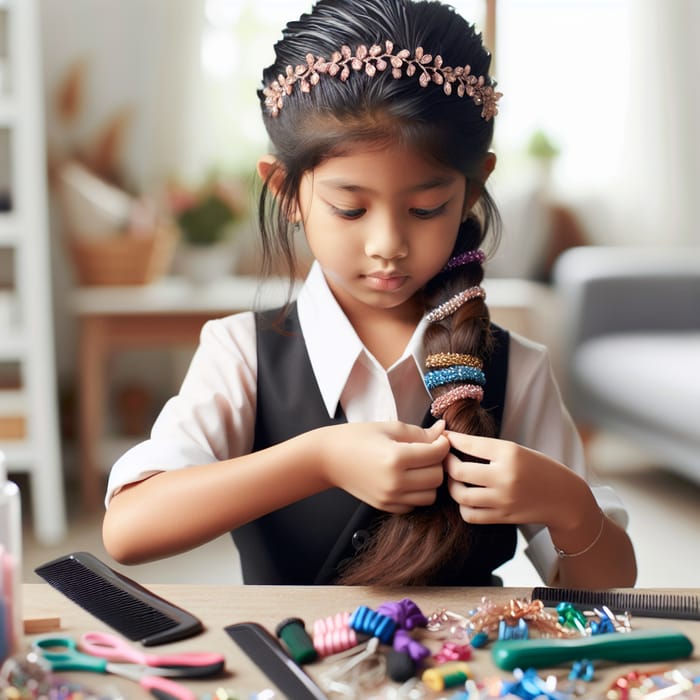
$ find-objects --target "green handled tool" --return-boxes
[492,629,694,670]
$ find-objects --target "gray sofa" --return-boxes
[553,245,700,485]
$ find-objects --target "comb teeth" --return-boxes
[531,587,700,620]
[35,552,203,645]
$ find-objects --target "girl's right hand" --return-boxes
[318,420,449,513]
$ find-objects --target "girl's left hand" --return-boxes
[443,431,593,531]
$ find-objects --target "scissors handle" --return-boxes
[34,637,108,673]
[80,631,225,670]
[141,676,198,700]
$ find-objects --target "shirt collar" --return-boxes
[297,262,430,417]
[297,262,364,417]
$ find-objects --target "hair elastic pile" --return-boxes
[425,353,483,370]
[430,385,484,417]
[425,286,485,323]
[264,42,502,120]
[424,365,486,390]
[443,249,485,271]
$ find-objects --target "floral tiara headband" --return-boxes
[263,41,502,120]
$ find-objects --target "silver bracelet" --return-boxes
[553,510,606,559]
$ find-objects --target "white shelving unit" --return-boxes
[0,0,67,543]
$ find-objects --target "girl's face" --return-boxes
[297,142,469,320]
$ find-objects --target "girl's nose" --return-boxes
[364,216,408,260]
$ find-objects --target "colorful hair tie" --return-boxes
[425,286,486,323]
[312,611,359,657]
[424,365,486,390]
[430,384,484,417]
[376,599,428,630]
[425,353,483,370]
[443,249,485,271]
[349,605,397,644]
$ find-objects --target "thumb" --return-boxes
[387,419,445,444]
[424,419,446,442]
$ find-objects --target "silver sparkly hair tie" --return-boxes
[263,41,502,120]
[425,286,486,323]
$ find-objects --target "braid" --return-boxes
[338,213,498,586]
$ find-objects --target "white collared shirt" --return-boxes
[106,262,628,583]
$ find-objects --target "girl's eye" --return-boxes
[331,206,365,220]
[411,202,449,219]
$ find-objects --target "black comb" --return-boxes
[531,587,700,621]
[35,551,204,645]
[225,622,328,699]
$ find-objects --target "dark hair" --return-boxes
[258,0,502,585]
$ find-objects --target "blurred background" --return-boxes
[1,0,698,587]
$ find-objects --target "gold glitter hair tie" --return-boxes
[263,41,502,120]
[425,353,483,370]
[425,286,486,324]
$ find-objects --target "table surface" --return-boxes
[21,584,700,699]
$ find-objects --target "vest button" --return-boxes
[351,529,370,551]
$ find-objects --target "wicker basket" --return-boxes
[68,225,177,286]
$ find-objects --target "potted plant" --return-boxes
[168,172,250,282]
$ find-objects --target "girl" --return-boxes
[103,0,636,588]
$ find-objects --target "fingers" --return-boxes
[446,477,508,524]
[389,419,446,444]
[379,421,448,472]
[447,476,499,508]
[445,430,500,460]
[444,452,493,486]
[424,419,446,440]
[402,463,444,491]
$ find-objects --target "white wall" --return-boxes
[40,0,203,191]
[493,0,700,250]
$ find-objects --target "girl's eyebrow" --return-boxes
[317,175,458,194]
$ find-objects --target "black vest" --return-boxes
[231,303,516,584]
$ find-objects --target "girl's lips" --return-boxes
[364,273,408,291]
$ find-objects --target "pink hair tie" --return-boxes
[430,384,484,417]
[312,612,359,657]
[443,249,485,271]
[434,641,473,664]
[425,286,486,323]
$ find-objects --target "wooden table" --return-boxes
[22,584,700,699]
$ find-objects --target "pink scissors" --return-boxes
[36,634,222,700]
[79,631,226,674]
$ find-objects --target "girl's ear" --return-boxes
[257,154,283,195]
[462,152,497,219]
[257,154,302,223]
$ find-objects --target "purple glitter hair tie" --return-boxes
[443,248,486,272]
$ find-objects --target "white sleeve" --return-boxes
[104,312,258,506]
[501,332,629,584]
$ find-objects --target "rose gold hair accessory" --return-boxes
[430,384,484,417]
[263,41,502,120]
[425,285,486,323]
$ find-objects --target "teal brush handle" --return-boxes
[492,629,693,670]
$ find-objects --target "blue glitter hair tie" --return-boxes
[424,365,486,390]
